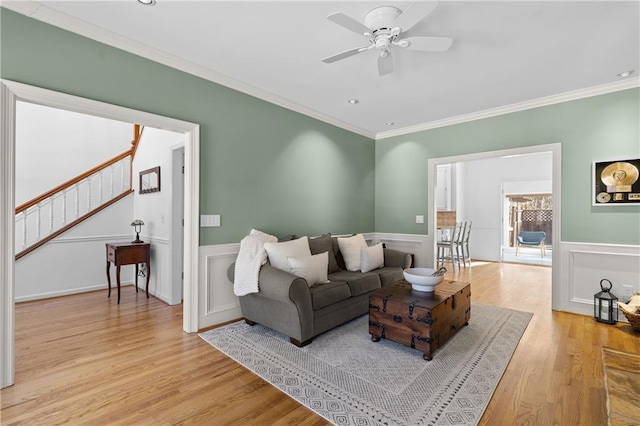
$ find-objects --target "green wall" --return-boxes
[376,88,640,244]
[0,9,375,244]
[2,9,638,247]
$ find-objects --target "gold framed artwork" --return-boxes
[593,158,640,206]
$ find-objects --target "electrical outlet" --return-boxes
[416,215,424,224]
[622,285,634,301]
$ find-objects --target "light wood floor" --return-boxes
[2,262,638,425]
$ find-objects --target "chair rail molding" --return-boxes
[0,79,200,389]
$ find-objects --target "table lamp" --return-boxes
[131,219,144,243]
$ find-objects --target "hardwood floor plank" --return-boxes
[2,262,638,425]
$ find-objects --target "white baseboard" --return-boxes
[15,281,134,303]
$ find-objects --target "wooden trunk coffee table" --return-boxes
[369,280,471,360]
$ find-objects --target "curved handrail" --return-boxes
[15,150,131,214]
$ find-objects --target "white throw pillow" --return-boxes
[337,234,368,272]
[287,252,330,286]
[361,243,384,273]
[263,236,311,273]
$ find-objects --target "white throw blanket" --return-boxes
[233,229,277,296]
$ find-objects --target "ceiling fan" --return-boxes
[322,1,453,76]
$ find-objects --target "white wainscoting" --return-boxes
[559,241,640,319]
[196,233,430,329]
[142,236,174,305]
[15,233,133,302]
[374,233,430,267]
[198,243,243,329]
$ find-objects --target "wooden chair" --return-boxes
[516,231,546,257]
[437,221,465,271]
[460,221,472,267]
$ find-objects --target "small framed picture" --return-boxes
[593,158,640,206]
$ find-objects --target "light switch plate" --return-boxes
[416,215,424,224]
[201,214,221,227]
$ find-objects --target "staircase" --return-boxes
[15,125,144,259]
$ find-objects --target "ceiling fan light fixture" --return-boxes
[364,6,402,31]
[348,98,360,104]
[617,70,634,78]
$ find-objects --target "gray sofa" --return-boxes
[227,235,412,347]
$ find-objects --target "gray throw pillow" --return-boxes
[309,233,340,273]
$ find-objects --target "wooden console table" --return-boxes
[106,242,151,304]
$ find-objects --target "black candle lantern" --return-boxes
[594,279,618,324]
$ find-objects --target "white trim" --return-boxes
[0,81,16,389]
[0,79,200,389]
[376,78,640,140]
[3,2,638,141]
[15,282,135,303]
[39,234,131,244]
[427,143,562,310]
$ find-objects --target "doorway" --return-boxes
[502,191,553,266]
[1,80,200,389]
[427,143,561,311]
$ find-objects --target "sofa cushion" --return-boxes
[263,236,311,272]
[328,270,382,296]
[309,281,351,310]
[337,234,368,272]
[309,234,340,273]
[287,252,330,286]
[375,266,404,287]
[360,243,384,273]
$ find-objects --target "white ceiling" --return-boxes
[7,1,640,139]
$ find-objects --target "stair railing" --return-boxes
[15,125,144,260]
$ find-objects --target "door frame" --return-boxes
[1,79,200,388]
[427,143,561,310]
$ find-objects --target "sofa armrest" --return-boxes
[384,248,412,269]
[227,262,312,312]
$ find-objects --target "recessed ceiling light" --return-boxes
[138,0,156,5]
[385,122,395,126]
[617,70,634,78]
[347,99,359,104]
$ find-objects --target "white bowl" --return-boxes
[403,268,444,292]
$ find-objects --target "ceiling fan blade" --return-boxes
[403,36,453,52]
[392,1,439,32]
[322,46,370,63]
[378,52,393,76]
[327,12,371,35]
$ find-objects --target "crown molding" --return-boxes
[375,77,640,140]
[3,2,637,143]
[1,1,377,140]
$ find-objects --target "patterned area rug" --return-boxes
[602,347,640,426]
[199,304,532,425]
